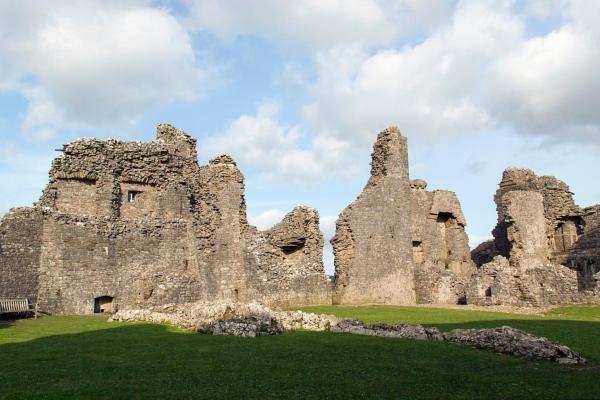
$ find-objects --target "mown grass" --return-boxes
[0,306,599,399]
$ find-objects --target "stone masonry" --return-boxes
[331,127,416,304]
[468,168,600,306]
[332,127,474,305]
[0,124,330,314]
[410,181,475,304]
[2,125,597,312]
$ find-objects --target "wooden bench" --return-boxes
[0,299,37,318]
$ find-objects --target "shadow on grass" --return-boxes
[0,316,16,329]
[0,319,599,400]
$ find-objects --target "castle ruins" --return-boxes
[0,124,598,314]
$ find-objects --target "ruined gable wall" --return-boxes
[0,208,44,302]
[332,127,415,305]
[244,206,331,307]
[410,182,475,304]
[32,125,251,314]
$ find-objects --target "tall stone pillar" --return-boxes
[332,127,416,304]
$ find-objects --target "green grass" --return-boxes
[0,306,599,399]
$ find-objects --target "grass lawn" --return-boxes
[0,306,598,399]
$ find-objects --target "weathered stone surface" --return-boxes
[0,124,331,313]
[411,188,475,304]
[332,127,415,305]
[112,301,585,364]
[443,326,586,365]
[331,319,443,341]
[467,168,600,306]
[332,127,474,305]
[0,208,44,301]
[201,319,284,337]
[471,240,498,268]
[110,301,340,334]
[244,206,332,307]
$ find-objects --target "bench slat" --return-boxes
[0,299,32,313]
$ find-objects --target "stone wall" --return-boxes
[332,127,416,304]
[468,168,600,306]
[0,208,44,302]
[567,205,600,291]
[411,183,475,304]
[0,124,330,313]
[244,206,332,307]
[331,127,474,305]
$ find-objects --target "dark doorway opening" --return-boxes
[94,296,114,314]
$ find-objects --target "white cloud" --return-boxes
[319,215,338,241]
[299,0,600,146]
[0,1,209,141]
[201,101,357,184]
[185,0,456,51]
[468,234,493,250]
[186,0,395,50]
[487,21,600,137]
[303,1,522,143]
[248,208,286,230]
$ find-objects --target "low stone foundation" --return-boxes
[443,326,585,365]
[110,301,586,365]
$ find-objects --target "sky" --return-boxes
[1,0,599,274]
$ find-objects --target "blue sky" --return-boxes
[1,0,599,274]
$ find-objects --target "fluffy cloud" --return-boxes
[248,208,286,230]
[201,101,357,184]
[487,19,600,137]
[303,0,600,144]
[303,1,520,142]
[185,0,454,50]
[0,1,208,141]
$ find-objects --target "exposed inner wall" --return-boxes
[411,183,475,304]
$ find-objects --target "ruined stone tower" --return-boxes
[332,127,416,304]
[468,168,600,306]
[332,127,475,305]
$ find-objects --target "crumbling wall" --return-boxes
[567,205,600,291]
[245,206,331,307]
[1,124,331,314]
[0,208,44,302]
[491,168,583,262]
[410,181,475,304]
[332,127,416,305]
[468,168,600,306]
[471,240,498,268]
